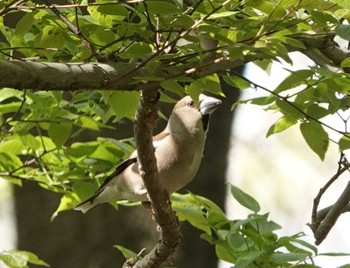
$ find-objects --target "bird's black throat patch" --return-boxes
[202,114,210,131]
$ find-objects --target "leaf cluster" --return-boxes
[230,65,350,160]
[0,89,139,216]
[172,187,320,267]
[117,188,350,268]
[2,0,350,266]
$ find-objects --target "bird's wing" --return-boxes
[76,134,169,209]
[97,157,138,191]
[76,157,138,208]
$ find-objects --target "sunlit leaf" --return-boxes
[230,184,260,213]
[223,75,251,89]
[340,57,350,68]
[48,122,72,148]
[113,245,137,259]
[331,0,350,9]
[274,70,314,94]
[339,135,350,151]
[0,250,49,268]
[75,116,100,131]
[107,91,139,121]
[266,115,298,137]
[300,121,329,160]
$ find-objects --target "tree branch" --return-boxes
[126,87,181,268]
[306,154,350,245]
[0,61,136,91]
[0,57,245,91]
[0,33,349,92]
[314,181,350,245]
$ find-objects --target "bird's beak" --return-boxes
[199,95,222,115]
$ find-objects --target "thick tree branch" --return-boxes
[308,154,350,245]
[0,57,245,91]
[315,203,350,224]
[126,88,181,268]
[0,61,136,91]
[296,32,350,69]
[314,181,350,245]
[1,33,349,92]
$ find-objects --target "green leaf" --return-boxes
[215,240,237,263]
[306,104,330,120]
[52,192,79,220]
[300,121,329,160]
[0,152,23,171]
[64,142,99,161]
[0,88,23,102]
[160,80,184,96]
[309,10,338,27]
[230,184,260,213]
[120,43,153,59]
[318,252,350,256]
[107,91,139,121]
[20,134,41,150]
[0,138,25,155]
[235,250,263,268]
[113,245,137,259]
[0,102,22,114]
[275,98,304,119]
[266,115,298,137]
[339,135,350,151]
[88,5,128,26]
[331,0,350,9]
[223,75,251,89]
[274,70,314,94]
[209,11,238,19]
[341,57,350,68]
[272,252,308,263]
[171,193,212,235]
[48,122,72,148]
[185,82,203,107]
[145,1,180,14]
[336,24,350,41]
[75,116,100,131]
[197,74,223,96]
[0,250,49,268]
[34,25,65,60]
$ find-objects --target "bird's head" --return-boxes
[167,94,222,136]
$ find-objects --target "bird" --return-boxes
[74,94,222,213]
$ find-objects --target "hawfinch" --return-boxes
[75,94,222,213]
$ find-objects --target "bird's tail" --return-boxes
[74,196,98,214]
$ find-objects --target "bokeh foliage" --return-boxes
[1,0,350,266]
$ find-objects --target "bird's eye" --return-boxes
[187,100,195,107]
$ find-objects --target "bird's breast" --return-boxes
[155,134,206,193]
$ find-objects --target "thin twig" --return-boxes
[117,0,232,82]
[0,0,26,16]
[43,0,97,57]
[8,0,144,11]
